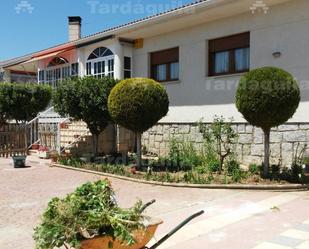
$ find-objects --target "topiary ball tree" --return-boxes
[108,78,169,167]
[236,67,300,178]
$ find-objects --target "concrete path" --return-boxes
[0,157,308,249]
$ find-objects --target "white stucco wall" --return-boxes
[132,0,309,123]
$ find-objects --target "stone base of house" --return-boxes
[142,123,309,167]
[59,121,136,155]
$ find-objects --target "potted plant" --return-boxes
[33,180,158,249]
[12,155,27,168]
[31,142,40,150]
[49,150,59,162]
[38,146,50,159]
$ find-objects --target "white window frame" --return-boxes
[38,63,71,88]
[86,55,115,78]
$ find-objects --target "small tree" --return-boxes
[108,78,169,168]
[0,83,52,150]
[0,83,13,126]
[236,67,300,178]
[0,83,51,123]
[11,83,52,123]
[53,76,118,156]
[198,116,238,173]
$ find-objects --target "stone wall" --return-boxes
[142,123,309,167]
[60,121,135,155]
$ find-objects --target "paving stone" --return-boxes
[252,242,292,249]
[281,229,309,240]
[270,236,303,247]
[296,240,309,249]
[295,224,309,232]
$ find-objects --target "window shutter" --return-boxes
[209,32,250,53]
[151,47,179,65]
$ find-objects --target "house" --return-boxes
[1,0,308,166]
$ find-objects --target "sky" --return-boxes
[0,0,195,61]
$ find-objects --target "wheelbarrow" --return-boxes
[80,200,204,249]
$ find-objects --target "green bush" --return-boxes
[0,83,52,123]
[207,159,220,173]
[227,160,241,174]
[108,78,169,167]
[168,138,204,171]
[108,78,169,133]
[53,76,118,155]
[236,67,300,177]
[236,67,300,128]
[248,164,259,175]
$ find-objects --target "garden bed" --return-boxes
[50,161,308,191]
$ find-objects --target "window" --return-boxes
[124,56,131,79]
[151,47,179,82]
[71,63,79,76]
[38,70,45,83]
[86,62,91,76]
[108,59,114,78]
[38,57,76,88]
[208,32,250,76]
[86,47,115,78]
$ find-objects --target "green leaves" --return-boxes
[108,78,169,133]
[0,83,52,123]
[236,67,300,130]
[53,76,118,136]
[34,180,144,249]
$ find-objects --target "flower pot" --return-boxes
[80,217,162,249]
[31,143,40,150]
[130,166,137,174]
[12,155,27,168]
[38,151,50,159]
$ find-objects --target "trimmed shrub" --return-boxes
[236,67,300,177]
[108,78,169,132]
[236,67,300,129]
[108,78,169,167]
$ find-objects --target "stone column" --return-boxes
[112,39,125,153]
[113,39,124,80]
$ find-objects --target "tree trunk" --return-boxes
[136,132,142,168]
[112,123,117,154]
[263,128,270,178]
[92,134,99,157]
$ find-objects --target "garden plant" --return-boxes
[236,67,300,178]
[198,116,238,173]
[34,179,145,249]
[108,78,169,168]
[53,76,118,156]
[0,83,52,124]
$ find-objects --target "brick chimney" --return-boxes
[68,16,82,41]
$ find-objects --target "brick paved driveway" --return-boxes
[0,157,309,249]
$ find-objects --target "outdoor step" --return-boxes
[28,149,39,156]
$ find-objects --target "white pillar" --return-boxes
[113,39,124,80]
[112,39,125,153]
[78,49,85,77]
[3,69,11,82]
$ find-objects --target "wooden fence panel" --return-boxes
[0,124,27,157]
